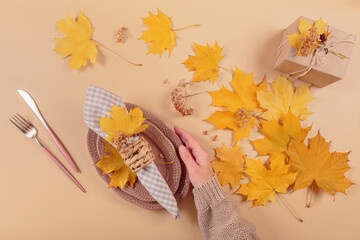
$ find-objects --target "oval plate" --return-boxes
[87,103,190,210]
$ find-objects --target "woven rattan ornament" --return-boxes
[112,135,155,173]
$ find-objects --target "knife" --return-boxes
[17,90,79,173]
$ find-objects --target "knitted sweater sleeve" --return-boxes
[193,175,260,240]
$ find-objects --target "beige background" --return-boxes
[1,0,359,239]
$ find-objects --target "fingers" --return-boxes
[174,125,203,152]
[178,145,198,170]
[174,125,209,165]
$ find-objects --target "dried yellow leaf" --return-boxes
[286,132,353,196]
[99,106,149,141]
[55,11,98,69]
[183,41,224,83]
[212,144,246,190]
[139,9,177,56]
[237,156,297,206]
[97,141,137,189]
[257,75,314,121]
[206,68,267,142]
[251,110,311,158]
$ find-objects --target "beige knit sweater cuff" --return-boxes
[193,174,226,211]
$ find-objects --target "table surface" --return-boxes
[1,0,359,239]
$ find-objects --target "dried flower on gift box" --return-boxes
[171,80,204,116]
[206,67,267,143]
[183,41,228,83]
[139,9,200,56]
[286,132,353,208]
[256,75,315,122]
[55,11,141,69]
[97,141,137,188]
[287,17,331,56]
[115,26,128,43]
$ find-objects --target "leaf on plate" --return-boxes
[139,9,178,56]
[99,106,149,141]
[183,41,224,83]
[55,11,98,69]
[286,132,353,197]
[251,110,311,158]
[236,156,297,206]
[97,141,137,189]
[212,144,246,190]
[206,67,267,142]
[256,75,314,121]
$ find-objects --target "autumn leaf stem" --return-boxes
[172,24,201,31]
[218,65,233,73]
[154,160,174,164]
[276,193,303,222]
[93,40,142,66]
[306,183,314,208]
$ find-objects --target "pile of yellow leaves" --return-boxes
[97,106,149,188]
[209,70,352,214]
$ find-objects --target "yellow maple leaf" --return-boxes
[206,67,267,142]
[139,9,177,56]
[97,141,137,189]
[287,18,328,55]
[183,41,224,83]
[251,110,311,158]
[286,132,353,200]
[99,106,149,141]
[212,144,246,190]
[236,156,297,206]
[257,75,315,121]
[55,11,98,69]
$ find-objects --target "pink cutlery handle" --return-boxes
[48,127,79,173]
[42,146,86,193]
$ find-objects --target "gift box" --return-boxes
[274,16,356,87]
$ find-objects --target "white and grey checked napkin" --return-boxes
[83,85,180,219]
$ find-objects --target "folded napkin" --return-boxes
[83,85,180,219]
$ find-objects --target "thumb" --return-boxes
[178,145,197,170]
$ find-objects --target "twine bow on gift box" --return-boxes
[276,28,355,80]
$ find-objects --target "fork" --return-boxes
[10,114,86,193]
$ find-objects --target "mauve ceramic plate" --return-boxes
[86,103,190,210]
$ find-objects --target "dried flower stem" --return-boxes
[93,40,142,66]
[218,65,232,73]
[276,193,303,222]
[306,183,314,208]
[178,91,205,98]
[172,24,201,31]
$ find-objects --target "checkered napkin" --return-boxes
[83,85,180,219]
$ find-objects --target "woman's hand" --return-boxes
[174,126,214,188]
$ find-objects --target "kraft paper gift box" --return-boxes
[274,16,356,87]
